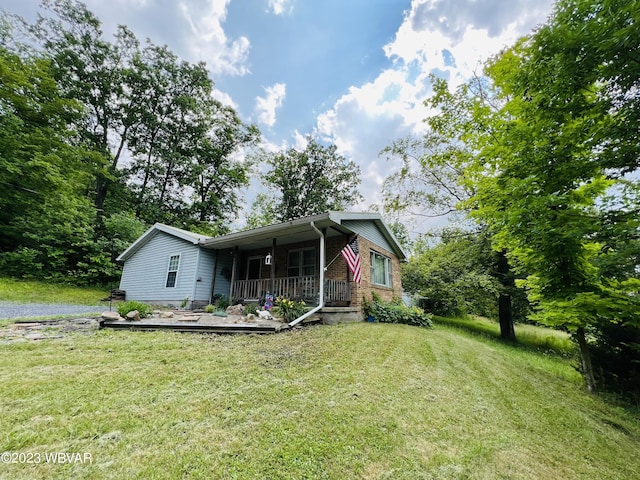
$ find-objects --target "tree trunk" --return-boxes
[498,293,516,340]
[576,326,597,394]
[496,249,516,341]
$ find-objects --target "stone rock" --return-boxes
[101,311,123,321]
[226,304,244,315]
[257,310,272,319]
[126,310,140,321]
[245,313,256,322]
[160,311,174,319]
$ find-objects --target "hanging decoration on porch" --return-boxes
[265,253,272,265]
[340,236,362,284]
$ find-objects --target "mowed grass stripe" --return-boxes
[0,323,638,479]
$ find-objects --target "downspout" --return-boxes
[190,247,201,310]
[288,221,325,327]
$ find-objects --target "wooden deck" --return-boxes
[100,319,291,334]
[99,311,324,334]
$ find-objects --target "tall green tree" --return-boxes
[31,0,140,219]
[468,0,639,392]
[254,137,363,222]
[381,75,519,340]
[187,105,259,231]
[1,0,259,282]
[28,0,258,230]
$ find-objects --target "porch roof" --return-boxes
[202,211,406,260]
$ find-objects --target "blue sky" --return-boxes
[1,0,555,233]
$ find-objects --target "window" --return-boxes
[287,248,316,277]
[165,255,180,288]
[370,251,392,287]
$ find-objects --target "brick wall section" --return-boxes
[352,236,403,308]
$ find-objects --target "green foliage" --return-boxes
[363,294,433,328]
[0,1,257,285]
[117,300,152,318]
[590,322,640,400]
[403,229,529,321]
[382,0,639,393]
[274,297,307,322]
[204,304,215,314]
[254,137,363,222]
[244,303,259,315]
[213,295,230,311]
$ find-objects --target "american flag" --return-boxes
[341,237,361,284]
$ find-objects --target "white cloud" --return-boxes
[267,0,295,15]
[312,0,555,223]
[179,0,251,76]
[255,83,287,127]
[211,89,238,110]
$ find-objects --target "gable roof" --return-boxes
[117,212,407,263]
[116,223,212,262]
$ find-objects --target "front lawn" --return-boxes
[0,323,638,479]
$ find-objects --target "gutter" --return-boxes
[288,221,325,327]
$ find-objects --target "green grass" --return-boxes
[1,323,638,479]
[433,315,575,354]
[0,278,108,305]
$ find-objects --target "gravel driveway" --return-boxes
[0,302,106,320]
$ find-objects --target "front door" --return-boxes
[247,257,262,280]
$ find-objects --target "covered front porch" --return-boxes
[203,216,358,310]
[231,276,350,305]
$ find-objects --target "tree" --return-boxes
[468,0,640,393]
[402,228,528,327]
[186,105,260,233]
[28,0,258,230]
[255,137,363,222]
[381,75,520,340]
[30,0,141,219]
[0,45,101,282]
[1,0,259,283]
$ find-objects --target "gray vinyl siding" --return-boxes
[212,249,234,298]
[342,220,394,252]
[119,231,202,305]
[191,249,216,304]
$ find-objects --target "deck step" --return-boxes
[100,320,290,334]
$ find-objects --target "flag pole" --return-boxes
[324,235,358,271]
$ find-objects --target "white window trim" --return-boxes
[165,254,181,288]
[287,247,316,277]
[370,250,392,287]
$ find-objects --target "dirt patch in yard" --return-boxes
[0,317,100,343]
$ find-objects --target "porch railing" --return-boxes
[231,276,350,304]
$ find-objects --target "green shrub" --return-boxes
[117,300,153,318]
[274,297,307,322]
[363,294,433,328]
[213,294,230,310]
[204,304,215,313]
[244,303,259,315]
